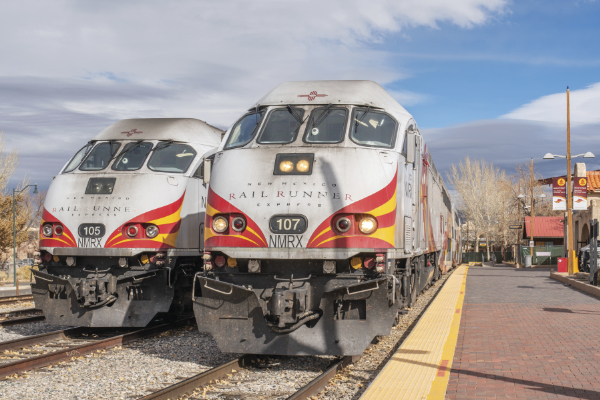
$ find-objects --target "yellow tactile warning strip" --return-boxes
[360,265,469,400]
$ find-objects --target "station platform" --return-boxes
[361,265,600,399]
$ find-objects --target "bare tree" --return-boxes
[448,157,507,260]
[0,133,36,265]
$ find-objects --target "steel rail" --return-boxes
[138,354,361,400]
[0,318,194,378]
[138,355,256,400]
[286,355,361,400]
[0,308,41,318]
[0,315,45,326]
[0,295,33,305]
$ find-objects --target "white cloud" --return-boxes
[502,82,600,126]
[0,0,508,189]
[423,118,600,185]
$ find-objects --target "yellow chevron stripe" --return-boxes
[315,225,395,248]
[231,234,259,246]
[246,226,266,245]
[309,226,331,246]
[149,202,184,226]
[206,203,220,217]
[369,190,397,217]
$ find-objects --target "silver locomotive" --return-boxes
[193,81,461,355]
[33,118,222,327]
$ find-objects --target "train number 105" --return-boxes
[78,223,106,238]
[269,215,307,234]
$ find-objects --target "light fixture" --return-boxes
[323,261,336,274]
[336,217,351,233]
[118,257,128,268]
[248,260,261,273]
[279,161,293,173]
[296,160,310,172]
[66,256,76,267]
[231,217,246,232]
[358,217,377,234]
[212,216,228,233]
[584,152,595,158]
[145,225,159,238]
[42,224,53,237]
[543,153,555,160]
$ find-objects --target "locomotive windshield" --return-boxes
[79,141,121,171]
[63,142,93,173]
[225,111,264,149]
[148,143,197,173]
[350,108,397,149]
[111,141,153,171]
[257,106,305,144]
[303,106,347,144]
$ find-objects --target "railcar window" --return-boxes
[303,107,347,144]
[63,143,93,173]
[350,109,397,149]
[257,106,305,144]
[225,112,264,149]
[111,142,153,171]
[79,142,121,171]
[148,144,197,173]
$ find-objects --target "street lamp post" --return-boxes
[12,184,38,295]
[518,159,546,267]
[543,147,595,275]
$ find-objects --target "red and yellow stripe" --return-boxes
[307,170,397,249]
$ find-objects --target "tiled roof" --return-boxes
[523,216,564,238]
[588,171,600,192]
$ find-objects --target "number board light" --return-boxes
[269,214,308,234]
[273,153,314,175]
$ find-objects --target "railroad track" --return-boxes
[138,354,361,400]
[0,317,195,379]
[0,308,44,326]
[0,295,34,306]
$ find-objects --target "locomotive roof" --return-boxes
[254,80,413,123]
[93,118,223,146]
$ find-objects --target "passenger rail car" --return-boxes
[33,118,222,327]
[193,81,459,355]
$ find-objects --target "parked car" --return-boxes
[578,245,600,273]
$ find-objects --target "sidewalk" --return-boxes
[446,265,600,399]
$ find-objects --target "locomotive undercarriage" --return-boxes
[192,253,442,356]
[32,254,198,327]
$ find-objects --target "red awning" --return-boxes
[523,216,564,239]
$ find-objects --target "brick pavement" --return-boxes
[445,265,600,400]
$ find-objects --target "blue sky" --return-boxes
[1,0,599,190]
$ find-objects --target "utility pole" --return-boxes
[530,158,535,265]
[566,87,574,275]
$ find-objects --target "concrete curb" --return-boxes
[550,272,600,299]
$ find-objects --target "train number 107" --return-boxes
[269,215,307,234]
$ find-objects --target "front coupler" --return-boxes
[192,274,397,356]
[32,268,174,327]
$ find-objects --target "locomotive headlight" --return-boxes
[42,224,53,237]
[145,225,159,238]
[212,216,228,233]
[336,217,351,233]
[296,160,310,173]
[279,160,294,173]
[126,225,138,237]
[53,224,64,236]
[358,217,377,234]
[231,217,246,232]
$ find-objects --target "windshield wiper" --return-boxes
[311,104,334,128]
[155,140,174,151]
[354,106,372,129]
[286,104,305,124]
[116,140,145,160]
